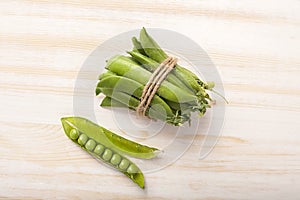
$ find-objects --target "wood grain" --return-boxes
[0,0,299,199]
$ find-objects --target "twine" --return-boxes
[136,57,178,116]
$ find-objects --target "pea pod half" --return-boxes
[61,116,160,188]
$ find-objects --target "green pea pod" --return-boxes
[96,71,118,96]
[61,117,147,188]
[127,50,192,93]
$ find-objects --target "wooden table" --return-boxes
[1,1,299,199]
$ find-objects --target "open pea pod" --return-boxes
[61,116,156,189]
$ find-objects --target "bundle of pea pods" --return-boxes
[96,27,215,126]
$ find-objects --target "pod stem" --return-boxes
[211,89,229,104]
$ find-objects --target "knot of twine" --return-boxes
[136,57,178,116]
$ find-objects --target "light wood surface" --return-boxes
[1,0,300,199]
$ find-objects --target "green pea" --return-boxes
[102,149,113,161]
[94,144,105,155]
[85,139,96,151]
[69,129,79,140]
[78,134,88,146]
[119,159,130,171]
[127,164,138,174]
[110,154,121,165]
